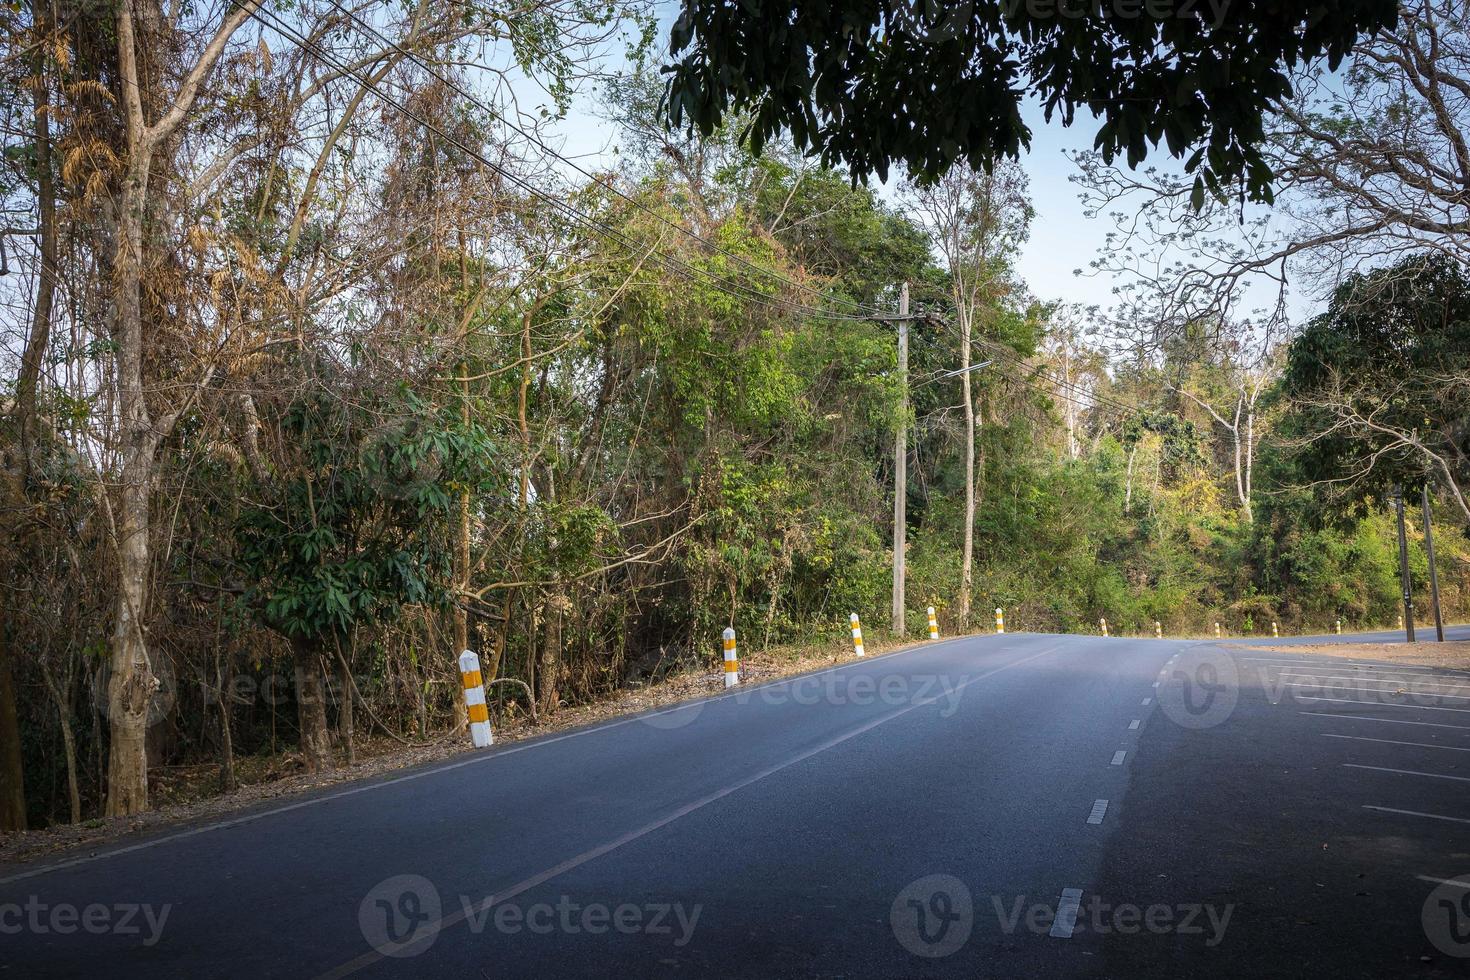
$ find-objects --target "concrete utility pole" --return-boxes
[892,282,909,637]
[1422,484,1445,642]
[1392,486,1415,643]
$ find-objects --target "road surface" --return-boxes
[3,627,1469,977]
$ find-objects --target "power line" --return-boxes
[247,7,885,326]
[317,0,893,321]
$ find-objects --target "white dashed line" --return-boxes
[1141,697,1152,705]
[1049,888,1084,938]
[1322,733,1470,752]
[1364,805,1470,826]
[1087,799,1110,825]
[1343,763,1470,784]
[1111,750,1127,766]
[1128,719,1140,730]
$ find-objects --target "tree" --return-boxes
[235,380,496,771]
[1076,0,1468,340]
[904,162,1031,628]
[663,0,1398,199]
[1278,253,1470,524]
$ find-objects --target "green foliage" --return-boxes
[235,381,497,644]
[663,0,1398,200]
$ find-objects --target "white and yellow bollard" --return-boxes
[927,606,939,640]
[722,627,739,687]
[458,650,493,748]
[1214,622,1221,638]
[995,607,1005,634]
[849,613,865,657]
[1154,621,1162,638]
[1099,617,1109,637]
[1272,621,1279,637]
[1335,619,1342,635]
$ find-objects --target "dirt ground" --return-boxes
[0,630,955,867]
[1247,639,1470,671]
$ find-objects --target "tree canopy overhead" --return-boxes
[663,0,1400,201]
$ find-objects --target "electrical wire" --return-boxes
[317,0,896,321]
[247,6,889,325]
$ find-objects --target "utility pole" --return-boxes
[892,282,909,637]
[1422,483,1445,642]
[1392,486,1415,642]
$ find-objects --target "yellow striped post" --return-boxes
[1272,621,1279,637]
[722,627,739,687]
[1154,621,1162,638]
[995,607,1005,634]
[849,613,865,657]
[1099,617,1108,637]
[927,606,939,640]
[458,650,492,748]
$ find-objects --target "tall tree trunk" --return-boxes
[18,0,58,462]
[538,595,562,716]
[958,307,976,630]
[1242,402,1255,523]
[290,637,334,773]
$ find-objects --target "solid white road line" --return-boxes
[1087,799,1110,825]
[1343,763,1470,784]
[1244,659,1445,672]
[1303,711,1470,731]
[1281,682,1470,701]
[315,643,1065,979]
[1294,696,1470,713]
[1128,719,1140,730]
[1417,875,1470,889]
[0,635,1051,888]
[1275,675,1470,696]
[1322,733,1470,752]
[1111,750,1127,766]
[1049,888,1084,938]
[1270,671,1470,689]
[1363,805,1470,826]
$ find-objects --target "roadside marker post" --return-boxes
[995,607,1005,634]
[850,613,866,657]
[458,650,493,748]
[927,607,939,640]
[1099,618,1109,637]
[1272,621,1279,637]
[723,627,740,687]
[1335,619,1342,635]
[1214,622,1221,638]
[1153,621,1162,638]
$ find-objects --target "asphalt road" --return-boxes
[3,626,1470,978]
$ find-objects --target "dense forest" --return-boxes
[1,0,1467,831]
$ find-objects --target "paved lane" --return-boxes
[2,629,1466,977]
